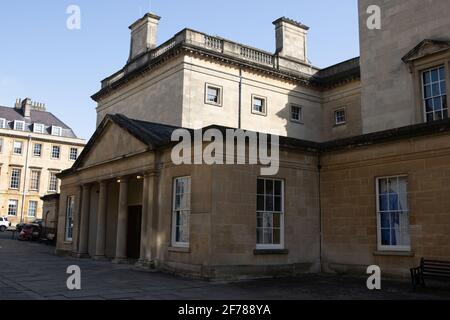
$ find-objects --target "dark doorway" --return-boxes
[127,205,142,260]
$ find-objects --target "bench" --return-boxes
[410,258,450,290]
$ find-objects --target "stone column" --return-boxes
[71,186,82,255]
[77,184,91,258]
[94,181,108,260]
[114,177,128,263]
[138,173,156,266]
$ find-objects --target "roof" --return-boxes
[61,114,450,177]
[315,57,361,86]
[0,105,77,138]
[402,39,450,63]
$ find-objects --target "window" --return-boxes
[376,176,410,251]
[51,126,62,136]
[10,168,21,189]
[33,123,45,134]
[48,172,58,192]
[172,176,191,247]
[65,196,75,241]
[28,201,38,217]
[256,178,284,249]
[51,145,61,159]
[0,118,6,129]
[423,66,447,121]
[69,147,78,161]
[14,120,25,131]
[290,105,303,123]
[335,109,347,125]
[252,95,267,115]
[8,200,18,216]
[13,141,23,155]
[29,170,41,191]
[205,84,222,106]
[33,143,42,157]
[0,138,3,153]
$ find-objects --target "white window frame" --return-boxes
[375,175,411,252]
[0,118,6,129]
[51,126,62,136]
[65,196,75,241]
[290,105,303,123]
[33,123,45,134]
[8,199,18,216]
[334,108,347,125]
[29,170,41,191]
[251,94,267,116]
[422,65,448,122]
[28,200,38,217]
[205,83,222,107]
[256,178,285,250]
[33,143,42,157]
[51,145,61,159]
[69,147,78,161]
[48,171,59,193]
[9,168,21,190]
[13,141,23,155]
[171,176,191,248]
[14,120,25,131]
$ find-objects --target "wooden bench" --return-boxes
[410,258,450,290]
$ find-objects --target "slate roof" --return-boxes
[0,105,77,138]
[61,113,450,177]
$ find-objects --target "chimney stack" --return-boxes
[21,98,32,118]
[128,13,161,62]
[273,17,309,63]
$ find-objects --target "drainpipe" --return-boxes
[238,68,243,129]
[318,157,323,273]
[20,135,32,223]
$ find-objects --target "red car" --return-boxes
[18,224,41,241]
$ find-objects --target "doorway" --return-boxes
[127,205,142,260]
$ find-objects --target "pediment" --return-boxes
[79,121,149,169]
[402,39,450,63]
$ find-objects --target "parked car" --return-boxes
[16,222,26,232]
[0,216,11,232]
[18,224,41,241]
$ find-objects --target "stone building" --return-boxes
[0,98,85,225]
[56,0,450,279]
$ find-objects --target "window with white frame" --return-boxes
[14,120,25,131]
[48,172,58,192]
[10,168,21,189]
[29,170,41,191]
[423,66,447,122]
[28,200,38,217]
[51,145,61,159]
[0,118,6,129]
[205,84,222,106]
[8,199,18,216]
[69,147,78,161]
[65,196,75,241]
[33,143,42,157]
[256,178,284,249]
[13,141,23,155]
[51,126,62,136]
[172,176,191,247]
[290,105,302,123]
[334,109,347,125]
[376,176,410,251]
[252,95,267,115]
[33,123,45,134]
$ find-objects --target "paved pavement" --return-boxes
[1,232,450,300]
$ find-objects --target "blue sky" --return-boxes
[0,0,359,139]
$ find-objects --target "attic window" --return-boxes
[0,118,6,129]
[51,126,62,136]
[33,123,45,134]
[14,120,25,131]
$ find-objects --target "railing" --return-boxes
[204,35,223,50]
[240,46,273,65]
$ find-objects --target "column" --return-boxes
[94,181,108,259]
[138,173,156,265]
[77,184,91,258]
[138,174,149,264]
[71,186,82,255]
[114,177,128,263]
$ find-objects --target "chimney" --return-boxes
[273,17,310,63]
[21,98,32,118]
[128,13,161,62]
